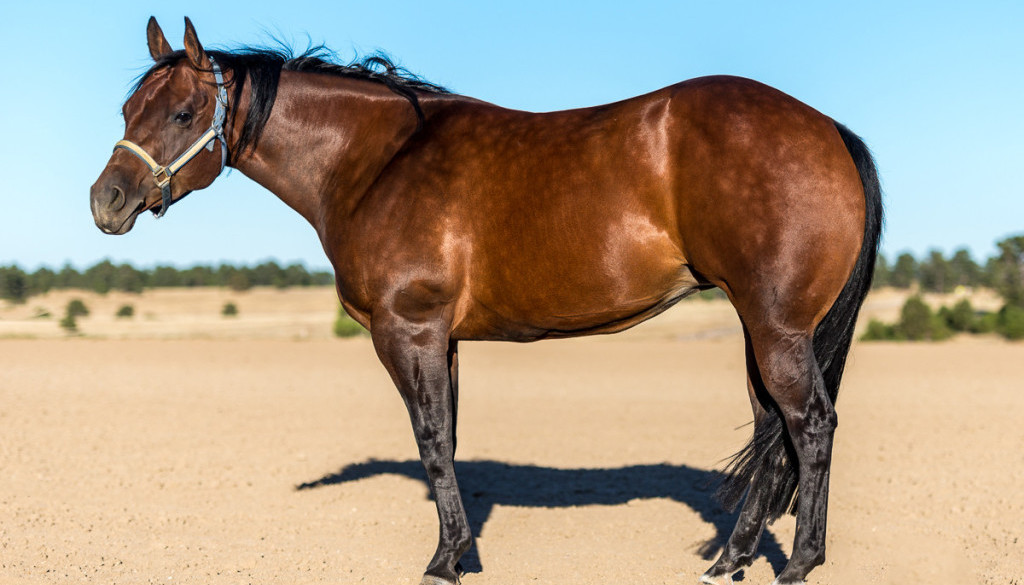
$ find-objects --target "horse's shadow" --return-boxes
[297,459,787,578]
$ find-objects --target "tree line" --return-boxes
[872,235,1024,302]
[863,235,1024,341]
[0,260,334,303]
[3,235,1022,306]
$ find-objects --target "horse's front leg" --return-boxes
[371,313,470,585]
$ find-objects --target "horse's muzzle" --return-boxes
[90,172,144,235]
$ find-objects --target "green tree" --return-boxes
[150,265,182,287]
[890,253,918,289]
[896,295,951,341]
[255,261,288,288]
[992,235,1024,307]
[948,248,982,288]
[55,263,82,288]
[84,260,115,294]
[227,271,252,292]
[871,253,891,288]
[284,263,312,287]
[181,266,215,287]
[311,270,334,286]
[0,266,29,304]
[221,302,239,317]
[116,304,135,319]
[28,267,56,296]
[114,263,146,293]
[919,249,952,293]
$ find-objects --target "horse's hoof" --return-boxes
[420,575,458,585]
[770,580,805,585]
[700,573,733,585]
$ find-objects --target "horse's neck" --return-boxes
[232,72,419,235]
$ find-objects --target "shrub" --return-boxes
[221,302,238,317]
[997,304,1024,340]
[939,298,975,332]
[689,288,726,301]
[861,318,898,341]
[59,298,92,334]
[67,298,89,318]
[116,304,135,319]
[860,295,953,342]
[972,311,999,334]
[334,306,367,338]
[59,313,78,333]
[927,316,953,341]
[896,296,946,340]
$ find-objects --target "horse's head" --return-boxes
[91,17,228,234]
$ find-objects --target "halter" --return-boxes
[114,56,229,218]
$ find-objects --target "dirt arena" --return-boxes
[1,287,1021,584]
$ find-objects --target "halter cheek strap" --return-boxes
[114,56,229,218]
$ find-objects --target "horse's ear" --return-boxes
[182,17,211,70]
[146,16,173,61]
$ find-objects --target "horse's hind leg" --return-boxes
[701,329,775,584]
[745,322,836,585]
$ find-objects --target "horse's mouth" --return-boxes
[99,200,146,235]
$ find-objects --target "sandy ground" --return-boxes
[1,288,1022,584]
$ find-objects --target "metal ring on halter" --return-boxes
[113,56,229,218]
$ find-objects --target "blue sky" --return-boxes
[1,1,1021,270]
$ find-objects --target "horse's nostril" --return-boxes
[110,185,126,211]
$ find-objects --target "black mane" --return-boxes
[133,46,449,163]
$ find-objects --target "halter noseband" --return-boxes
[114,56,229,218]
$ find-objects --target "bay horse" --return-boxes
[90,17,882,585]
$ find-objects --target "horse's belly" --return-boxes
[448,194,702,341]
[453,261,704,341]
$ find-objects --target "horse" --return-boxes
[90,17,882,585]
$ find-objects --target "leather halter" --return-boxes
[114,56,228,218]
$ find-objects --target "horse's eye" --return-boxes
[173,111,193,126]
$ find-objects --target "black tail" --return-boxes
[715,121,883,519]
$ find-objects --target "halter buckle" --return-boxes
[154,167,172,188]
